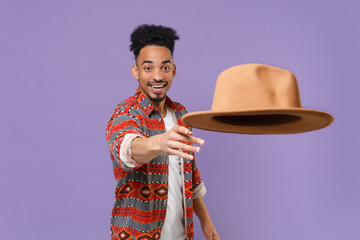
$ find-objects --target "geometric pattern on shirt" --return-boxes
[152,231,161,239]
[115,182,168,201]
[137,235,153,240]
[110,225,162,240]
[106,88,204,240]
[117,230,131,240]
[119,184,133,194]
[153,185,168,197]
[139,186,151,199]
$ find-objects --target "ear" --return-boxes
[173,64,177,77]
[132,65,139,79]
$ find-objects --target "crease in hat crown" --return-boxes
[181,63,334,134]
[211,64,302,111]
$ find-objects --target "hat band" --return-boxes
[212,114,302,126]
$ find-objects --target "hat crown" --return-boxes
[211,64,302,111]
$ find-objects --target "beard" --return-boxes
[139,80,169,103]
[148,94,166,102]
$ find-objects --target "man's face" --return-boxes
[132,45,176,105]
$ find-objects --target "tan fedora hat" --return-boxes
[181,64,334,134]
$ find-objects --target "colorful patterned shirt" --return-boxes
[106,88,205,240]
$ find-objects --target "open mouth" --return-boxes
[148,82,168,92]
[151,84,166,89]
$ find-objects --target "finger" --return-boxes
[168,141,201,153]
[170,128,205,145]
[186,135,205,146]
[176,134,205,146]
[173,125,192,135]
[167,149,195,160]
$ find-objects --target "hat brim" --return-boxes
[181,108,334,134]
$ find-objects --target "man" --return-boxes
[106,24,219,240]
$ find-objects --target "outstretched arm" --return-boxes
[194,198,220,240]
[131,125,205,163]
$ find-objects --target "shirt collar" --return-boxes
[134,88,182,116]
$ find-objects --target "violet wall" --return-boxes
[1,1,359,239]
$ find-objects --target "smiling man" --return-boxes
[106,24,219,240]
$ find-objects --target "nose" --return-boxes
[152,68,163,81]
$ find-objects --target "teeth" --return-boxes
[152,85,164,88]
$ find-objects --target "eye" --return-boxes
[163,66,171,71]
[144,66,152,71]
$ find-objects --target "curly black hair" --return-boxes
[129,24,180,59]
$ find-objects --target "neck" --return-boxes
[152,100,167,118]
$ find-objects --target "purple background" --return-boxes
[1,1,359,239]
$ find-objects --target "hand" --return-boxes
[156,125,204,160]
[201,221,220,240]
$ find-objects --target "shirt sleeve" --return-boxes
[120,133,144,168]
[106,108,145,171]
[181,121,207,199]
[193,181,206,199]
[188,142,206,199]
[192,157,207,199]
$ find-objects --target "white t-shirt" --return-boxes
[160,107,186,240]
